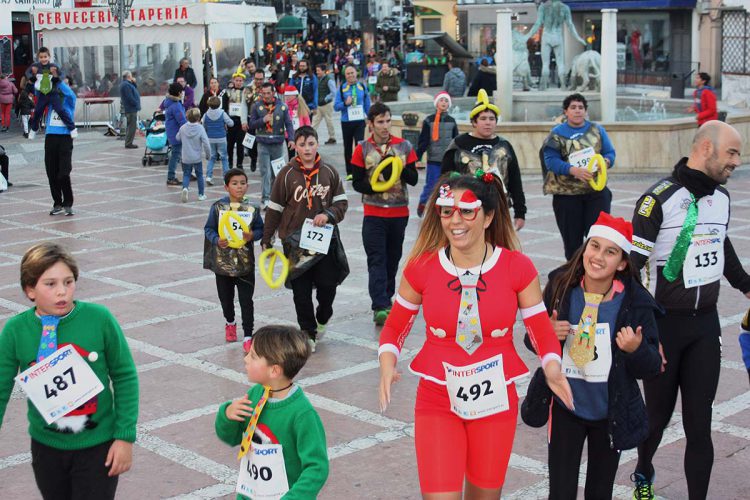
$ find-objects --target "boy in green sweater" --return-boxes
[0,242,139,499]
[215,325,329,499]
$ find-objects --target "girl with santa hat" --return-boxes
[377,172,572,498]
[528,211,662,499]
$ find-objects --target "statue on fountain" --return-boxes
[512,29,533,91]
[567,50,601,92]
[527,0,586,91]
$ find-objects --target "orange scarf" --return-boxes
[432,109,442,142]
[264,102,276,132]
[296,155,321,209]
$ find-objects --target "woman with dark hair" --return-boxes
[529,211,661,500]
[198,77,227,116]
[378,172,573,499]
[689,72,718,126]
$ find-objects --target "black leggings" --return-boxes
[635,309,721,499]
[31,439,118,500]
[341,120,365,175]
[215,273,255,338]
[290,250,339,337]
[548,401,621,500]
[552,188,612,260]
[227,118,245,168]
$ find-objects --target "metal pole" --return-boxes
[118,0,125,75]
[399,1,404,59]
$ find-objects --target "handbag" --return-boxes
[521,367,552,428]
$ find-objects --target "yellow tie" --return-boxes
[237,385,271,460]
[570,293,603,367]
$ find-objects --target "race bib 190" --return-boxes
[568,147,596,171]
[15,345,104,424]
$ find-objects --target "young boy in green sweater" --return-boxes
[0,242,139,499]
[215,325,329,499]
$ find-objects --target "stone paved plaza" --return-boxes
[1,125,750,499]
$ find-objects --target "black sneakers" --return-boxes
[50,206,64,215]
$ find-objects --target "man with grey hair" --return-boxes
[119,70,141,149]
[629,121,750,499]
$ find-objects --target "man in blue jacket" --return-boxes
[162,82,186,185]
[119,71,141,149]
[45,81,77,216]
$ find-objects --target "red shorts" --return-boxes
[414,378,519,493]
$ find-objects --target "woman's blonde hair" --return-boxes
[408,174,519,263]
[297,96,310,119]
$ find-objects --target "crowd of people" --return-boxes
[0,38,748,500]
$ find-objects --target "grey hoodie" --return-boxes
[176,122,211,165]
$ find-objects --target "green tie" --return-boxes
[39,71,53,95]
[663,193,698,282]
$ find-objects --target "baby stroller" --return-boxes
[139,111,170,166]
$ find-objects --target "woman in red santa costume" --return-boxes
[378,172,574,498]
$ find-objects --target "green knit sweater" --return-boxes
[0,301,139,449]
[215,384,329,499]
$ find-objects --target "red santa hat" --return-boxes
[434,91,452,108]
[284,85,299,96]
[587,212,633,253]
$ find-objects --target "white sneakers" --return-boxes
[27,129,36,140]
[181,188,189,203]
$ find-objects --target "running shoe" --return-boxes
[28,129,36,140]
[373,309,388,326]
[316,322,327,339]
[167,178,181,186]
[181,188,189,203]
[64,206,75,216]
[225,323,237,342]
[206,177,213,186]
[631,472,654,500]
[325,138,336,145]
[49,205,64,215]
[346,174,353,181]
[242,337,253,353]
[198,194,207,201]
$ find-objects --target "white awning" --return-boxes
[34,3,277,31]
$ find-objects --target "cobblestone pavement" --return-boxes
[1,121,749,499]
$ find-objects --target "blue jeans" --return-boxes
[167,142,182,181]
[362,215,409,310]
[182,162,205,195]
[207,141,229,179]
[257,141,285,202]
[419,162,443,204]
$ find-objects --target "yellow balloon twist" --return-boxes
[259,249,289,289]
[370,156,404,192]
[469,88,501,120]
[219,211,250,249]
[587,154,607,192]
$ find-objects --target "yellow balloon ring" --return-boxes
[219,211,250,249]
[259,249,289,289]
[370,156,404,192]
[587,154,607,192]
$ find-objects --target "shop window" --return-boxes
[53,42,193,97]
[212,38,245,88]
[582,13,671,74]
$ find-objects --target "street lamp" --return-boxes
[108,0,135,76]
